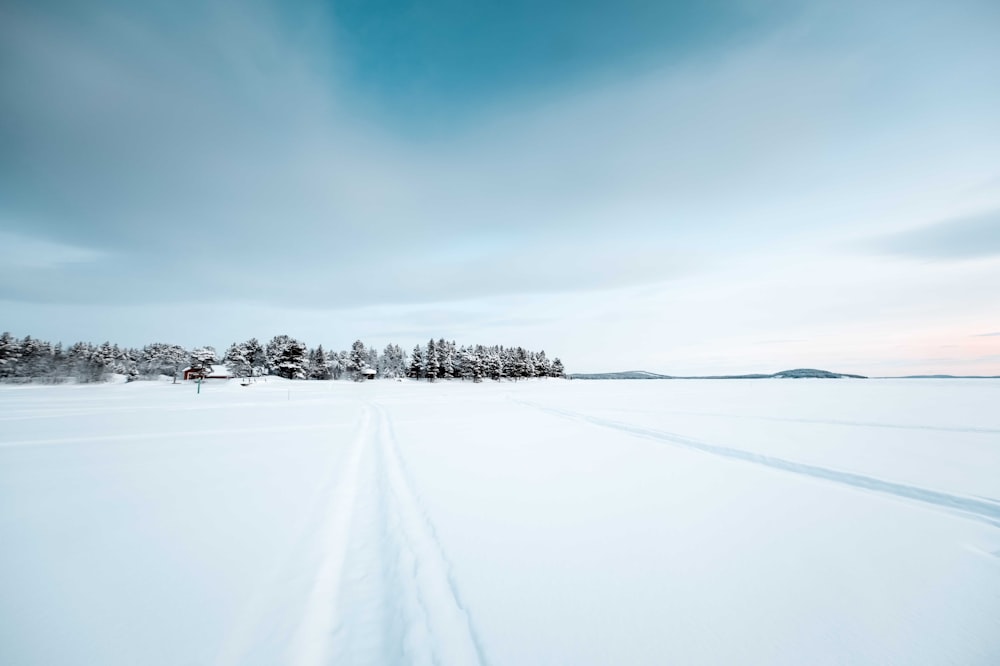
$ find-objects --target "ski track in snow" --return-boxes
[374,402,487,666]
[513,398,1000,529]
[214,403,372,666]
[218,400,485,666]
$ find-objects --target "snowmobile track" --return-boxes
[514,398,1000,528]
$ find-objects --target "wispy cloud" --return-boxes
[0,231,104,269]
[867,210,1000,260]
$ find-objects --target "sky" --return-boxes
[1,0,999,375]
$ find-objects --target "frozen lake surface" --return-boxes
[2,378,999,665]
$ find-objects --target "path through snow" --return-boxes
[215,399,485,666]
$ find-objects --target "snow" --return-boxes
[1,378,998,665]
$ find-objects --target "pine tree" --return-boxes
[0,332,19,378]
[141,343,187,382]
[379,344,407,379]
[189,347,217,375]
[51,342,65,380]
[88,342,116,382]
[440,339,455,379]
[266,336,307,379]
[224,342,252,378]
[349,340,367,380]
[534,351,551,378]
[242,338,266,377]
[310,344,331,379]
[265,335,293,375]
[425,339,439,381]
[482,346,500,380]
[329,350,347,380]
[119,346,139,381]
[17,336,41,378]
[408,344,424,379]
[67,342,94,382]
[463,347,484,382]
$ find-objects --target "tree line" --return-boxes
[0,332,565,383]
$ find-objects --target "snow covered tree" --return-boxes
[511,347,530,380]
[266,335,292,375]
[329,350,347,380]
[379,344,407,379]
[224,342,253,379]
[118,346,139,381]
[439,339,455,379]
[85,342,116,382]
[534,351,551,378]
[140,343,187,382]
[425,339,439,381]
[0,332,19,378]
[462,347,484,382]
[221,338,267,379]
[348,340,369,380]
[551,357,565,378]
[51,343,65,381]
[266,335,307,379]
[408,344,423,379]
[189,346,217,374]
[15,336,43,378]
[64,342,95,382]
[279,341,308,378]
[309,344,331,379]
[241,338,266,377]
[483,346,502,380]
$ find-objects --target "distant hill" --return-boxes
[569,368,868,380]
[771,368,868,379]
[568,370,674,380]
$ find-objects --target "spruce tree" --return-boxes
[409,344,424,379]
[310,345,331,379]
[0,332,18,378]
[224,342,252,378]
[349,340,367,380]
[425,339,439,381]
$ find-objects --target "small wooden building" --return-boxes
[360,368,377,381]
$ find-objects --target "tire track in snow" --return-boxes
[374,402,488,666]
[514,398,1000,529]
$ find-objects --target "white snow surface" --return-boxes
[1,378,999,665]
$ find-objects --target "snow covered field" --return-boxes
[1,378,999,665]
